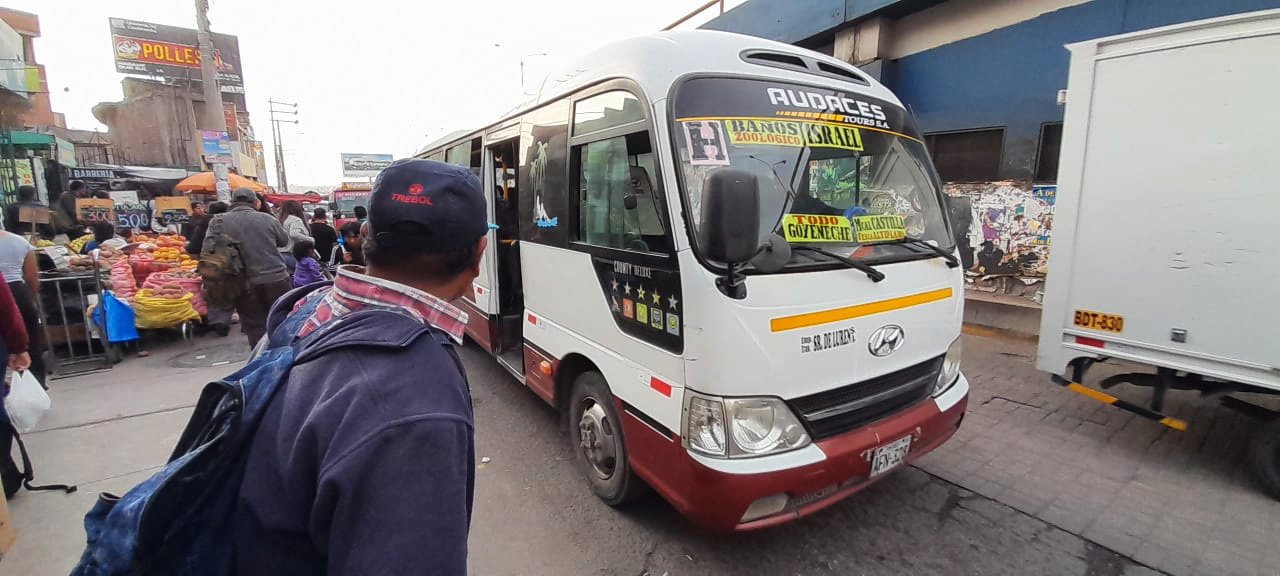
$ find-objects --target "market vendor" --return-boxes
[82,221,127,254]
[4,186,54,238]
[54,181,89,240]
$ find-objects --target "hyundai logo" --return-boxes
[868,325,906,357]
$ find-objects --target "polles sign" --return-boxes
[109,18,244,94]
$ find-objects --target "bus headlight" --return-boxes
[934,338,962,395]
[684,392,810,458]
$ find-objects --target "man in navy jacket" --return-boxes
[236,159,489,575]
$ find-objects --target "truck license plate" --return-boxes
[1073,309,1124,333]
[870,435,912,477]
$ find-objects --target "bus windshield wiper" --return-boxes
[791,245,886,282]
[900,237,960,268]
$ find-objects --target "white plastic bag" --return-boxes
[5,369,50,433]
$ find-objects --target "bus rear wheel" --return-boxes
[1249,417,1280,499]
[568,371,646,506]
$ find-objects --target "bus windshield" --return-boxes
[333,190,371,215]
[672,77,952,268]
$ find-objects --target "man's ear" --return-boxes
[471,236,488,275]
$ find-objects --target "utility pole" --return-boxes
[268,99,298,193]
[194,0,231,202]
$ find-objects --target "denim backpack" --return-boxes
[68,284,413,576]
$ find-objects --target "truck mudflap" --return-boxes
[1049,373,1188,431]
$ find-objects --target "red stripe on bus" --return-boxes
[650,377,672,397]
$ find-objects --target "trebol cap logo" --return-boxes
[392,183,432,205]
[868,325,905,357]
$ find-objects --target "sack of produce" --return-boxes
[110,258,138,302]
[142,273,207,316]
[132,288,201,329]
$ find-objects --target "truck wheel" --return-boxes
[1248,417,1280,499]
[568,371,646,506]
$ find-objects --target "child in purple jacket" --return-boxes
[291,239,326,288]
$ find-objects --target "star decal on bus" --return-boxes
[637,286,647,299]
[668,295,679,310]
[651,291,661,305]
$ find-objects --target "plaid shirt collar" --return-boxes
[297,265,468,343]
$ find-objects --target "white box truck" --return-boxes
[1037,10,1280,495]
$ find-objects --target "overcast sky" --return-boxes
[12,0,742,187]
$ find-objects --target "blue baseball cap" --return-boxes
[367,159,490,253]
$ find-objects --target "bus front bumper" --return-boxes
[626,374,968,532]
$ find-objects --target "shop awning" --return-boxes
[4,131,54,147]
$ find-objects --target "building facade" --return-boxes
[703,0,1280,308]
[0,8,56,129]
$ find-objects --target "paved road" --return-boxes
[3,336,1161,576]
[460,343,1153,576]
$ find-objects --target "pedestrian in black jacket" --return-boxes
[236,159,487,575]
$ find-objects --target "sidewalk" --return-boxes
[1,337,250,576]
[918,334,1280,576]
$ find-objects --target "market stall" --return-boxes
[38,253,113,376]
[32,222,207,375]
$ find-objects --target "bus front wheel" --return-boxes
[568,371,646,505]
[1249,417,1280,499]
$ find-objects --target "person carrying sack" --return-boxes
[200,188,290,346]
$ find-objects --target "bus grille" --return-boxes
[788,356,944,440]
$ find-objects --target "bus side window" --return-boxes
[577,133,668,253]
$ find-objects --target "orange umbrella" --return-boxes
[174,172,267,194]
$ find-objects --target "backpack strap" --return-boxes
[1,418,76,493]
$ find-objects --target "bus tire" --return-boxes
[568,371,646,506]
[1249,417,1280,499]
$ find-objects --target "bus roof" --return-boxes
[533,30,903,110]
[420,30,905,156]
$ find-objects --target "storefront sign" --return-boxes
[108,190,139,204]
[782,214,854,243]
[201,130,232,164]
[69,167,117,180]
[109,17,244,94]
[55,137,77,168]
[340,153,394,177]
[155,196,192,226]
[76,198,115,224]
[115,203,150,231]
[12,159,33,187]
[17,206,48,226]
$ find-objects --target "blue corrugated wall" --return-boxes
[888,0,1280,180]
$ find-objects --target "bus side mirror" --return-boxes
[700,168,760,264]
[624,166,653,211]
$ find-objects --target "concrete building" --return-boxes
[0,7,58,130]
[702,0,1280,334]
[93,77,202,169]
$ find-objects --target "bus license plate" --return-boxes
[870,435,912,477]
[1073,309,1125,333]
